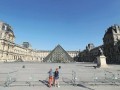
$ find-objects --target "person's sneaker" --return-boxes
[49,85,52,88]
[57,85,60,88]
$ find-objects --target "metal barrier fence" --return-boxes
[0,70,120,87]
[93,70,120,85]
[0,70,77,87]
[75,70,120,86]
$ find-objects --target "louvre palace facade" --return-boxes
[78,24,120,64]
[0,21,78,62]
[1,21,120,64]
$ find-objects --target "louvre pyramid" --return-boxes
[43,45,73,63]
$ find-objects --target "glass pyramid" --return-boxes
[43,45,73,63]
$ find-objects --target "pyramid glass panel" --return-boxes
[43,45,73,63]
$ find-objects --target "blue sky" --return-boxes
[0,0,120,51]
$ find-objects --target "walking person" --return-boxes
[48,68,53,87]
[54,68,60,87]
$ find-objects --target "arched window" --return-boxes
[2,25,5,30]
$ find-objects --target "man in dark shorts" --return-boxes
[54,68,60,87]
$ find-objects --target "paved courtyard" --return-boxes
[0,62,120,90]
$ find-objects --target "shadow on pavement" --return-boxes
[77,84,94,90]
[39,80,49,87]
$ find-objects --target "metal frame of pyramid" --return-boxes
[43,45,73,63]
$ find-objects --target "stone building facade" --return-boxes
[78,24,120,64]
[78,43,103,62]
[103,24,120,64]
[0,21,78,62]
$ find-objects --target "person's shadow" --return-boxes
[39,80,49,87]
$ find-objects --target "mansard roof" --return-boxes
[0,21,15,37]
[104,24,120,38]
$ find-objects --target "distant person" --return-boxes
[48,68,53,87]
[59,66,61,69]
[54,68,60,87]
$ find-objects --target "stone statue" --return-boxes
[97,47,107,68]
[98,48,104,56]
